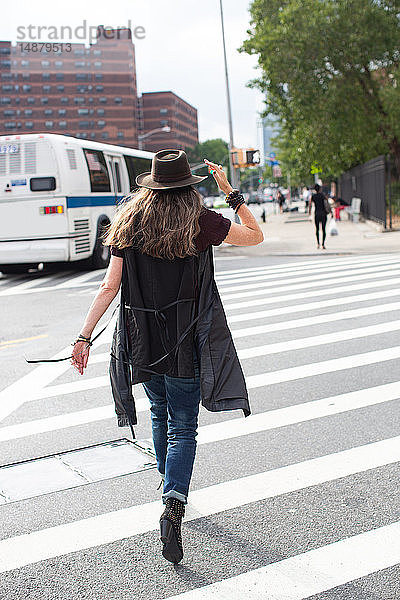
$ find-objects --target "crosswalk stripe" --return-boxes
[215,253,398,277]
[219,263,399,294]
[223,276,400,310]
[0,434,399,573]
[216,256,400,287]
[2,378,399,444]
[227,287,400,323]
[232,300,400,338]
[220,265,399,301]
[164,521,400,600]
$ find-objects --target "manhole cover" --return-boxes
[0,439,156,503]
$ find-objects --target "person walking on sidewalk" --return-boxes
[308,183,331,249]
[70,150,263,564]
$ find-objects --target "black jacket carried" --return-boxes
[109,243,250,433]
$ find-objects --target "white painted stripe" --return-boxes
[0,275,55,293]
[220,265,400,301]
[219,263,399,294]
[232,300,400,338]
[0,435,399,573]
[0,317,116,424]
[54,270,104,289]
[164,522,400,600]
[196,381,400,445]
[223,276,400,311]
[216,256,400,287]
[22,343,400,406]
[2,377,399,444]
[215,253,399,277]
[227,287,400,323]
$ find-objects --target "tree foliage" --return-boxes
[241,0,400,179]
[186,138,230,194]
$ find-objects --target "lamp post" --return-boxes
[138,126,171,151]
[219,0,240,223]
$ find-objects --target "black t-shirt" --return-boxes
[312,192,326,215]
[110,207,231,257]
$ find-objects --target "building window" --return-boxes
[78,132,88,138]
[44,109,53,115]
[3,109,15,116]
[22,84,31,92]
[4,122,16,129]
[76,73,89,80]
[21,73,30,79]
[74,97,85,104]
[27,97,35,104]
[1,73,13,79]
[24,109,33,116]
[117,132,124,139]
[160,120,168,127]
[41,60,50,68]
[160,108,168,114]
[55,61,63,68]
[83,148,111,192]
[43,85,51,92]
[45,121,53,128]
[74,49,85,56]
[94,61,102,68]
[58,109,66,115]
[25,121,34,128]
[0,47,11,54]
[93,49,101,56]
[95,74,103,80]
[1,84,13,91]
[114,97,122,104]
[101,132,109,139]
[60,97,69,104]
[41,97,49,104]
[59,121,67,127]
[1,97,11,104]
[99,97,107,103]
[1,60,11,68]
[97,108,105,115]
[74,61,85,68]
[97,120,105,127]
[56,73,64,80]
[79,121,90,128]
[57,85,64,91]
[78,108,89,115]
[95,85,103,92]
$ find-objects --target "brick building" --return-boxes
[0,25,139,147]
[139,91,199,152]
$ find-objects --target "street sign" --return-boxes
[273,165,282,177]
[269,152,276,159]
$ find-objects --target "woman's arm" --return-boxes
[71,255,123,374]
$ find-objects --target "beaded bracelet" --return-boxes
[72,335,92,347]
[225,189,245,213]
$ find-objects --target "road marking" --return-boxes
[220,265,400,301]
[53,270,104,289]
[232,300,400,338]
[0,434,399,573]
[215,253,399,277]
[164,522,400,600]
[0,334,48,347]
[227,287,400,323]
[216,255,400,287]
[219,263,399,294]
[223,275,400,310]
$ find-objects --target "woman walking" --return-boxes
[70,149,263,564]
[308,183,331,249]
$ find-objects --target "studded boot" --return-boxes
[159,497,185,564]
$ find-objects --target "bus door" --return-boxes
[104,154,128,204]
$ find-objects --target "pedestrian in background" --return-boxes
[70,149,262,564]
[277,189,285,213]
[302,186,310,211]
[308,183,331,249]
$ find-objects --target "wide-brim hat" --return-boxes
[136,149,208,190]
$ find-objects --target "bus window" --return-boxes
[123,155,151,190]
[83,148,111,192]
[30,176,56,192]
[114,161,121,193]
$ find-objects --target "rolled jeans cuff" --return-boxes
[162,489,187,505]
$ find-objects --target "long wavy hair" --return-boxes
[103,185,204,260]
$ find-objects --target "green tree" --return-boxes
[241,0,400,176]
[186,138,230,195]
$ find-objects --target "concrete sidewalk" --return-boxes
[220,211,400,257]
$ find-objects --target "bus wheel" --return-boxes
[90,222,110,270]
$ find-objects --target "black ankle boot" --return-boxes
[159,497,185,564]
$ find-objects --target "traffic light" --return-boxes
[245,149,260,166]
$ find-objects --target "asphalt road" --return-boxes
[0,246,399,600]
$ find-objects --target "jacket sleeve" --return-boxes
[109,300,138,431]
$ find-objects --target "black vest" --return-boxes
[109,244,250,430]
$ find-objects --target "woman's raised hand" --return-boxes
[204,159,233,196]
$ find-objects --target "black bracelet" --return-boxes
[226,190,245,212]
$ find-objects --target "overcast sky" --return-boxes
[2,0,265,149]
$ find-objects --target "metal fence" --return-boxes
[338,155,400,229]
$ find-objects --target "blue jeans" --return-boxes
[142,349,201,504]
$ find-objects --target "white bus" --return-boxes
[0,133,153,273]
